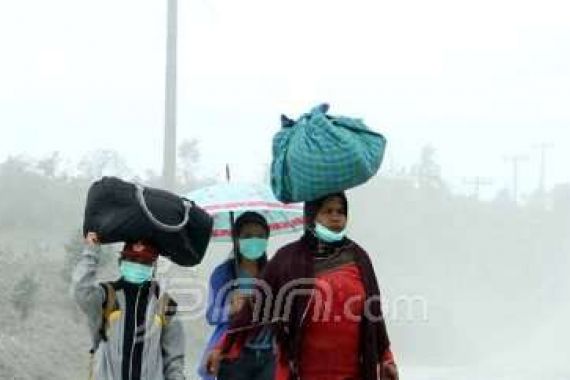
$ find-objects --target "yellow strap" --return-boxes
[157,293,171,325]
[88,352,94,380]
[102,283,116,330]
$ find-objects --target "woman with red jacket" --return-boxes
[207,193,398,380]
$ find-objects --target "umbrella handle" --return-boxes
[135,184,193,233]
[229,210,240,272]
[226,164,241,271]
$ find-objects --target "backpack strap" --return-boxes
[99,282,118,342]
[156,292,172,326]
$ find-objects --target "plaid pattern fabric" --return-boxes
[271,104,386,203]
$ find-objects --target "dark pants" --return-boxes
[218,348,275,380]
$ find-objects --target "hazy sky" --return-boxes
[1,0,569,197]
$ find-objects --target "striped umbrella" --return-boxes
[187,183,304,241]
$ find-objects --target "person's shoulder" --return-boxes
[212,258,233,273]
[346,238,364,250]
[267,238,309,270]
[210,259,234,282]
[346,239,372,259]
[273,238,305,257]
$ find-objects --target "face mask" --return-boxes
[314,223,347,243]
[120,261,153,284]
[239,238,268,260]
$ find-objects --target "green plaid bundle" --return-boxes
[271,104,386,203]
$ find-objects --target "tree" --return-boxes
[550,183,570,213]
[411,145,444,190]
[10,273,39,320]
[61,230,114,284]
[177,139,200,191]
[141,169,163,188]
[0,155,87,236]
[0,156,47,229]
[78,149,131,180]
[177,139,214,192]
[36,152,62,178]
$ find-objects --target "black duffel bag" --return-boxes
[83,177,213,267]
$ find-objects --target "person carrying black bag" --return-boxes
[72,232,186,380]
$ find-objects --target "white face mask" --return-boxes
[314,223,347,243]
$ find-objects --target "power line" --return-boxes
[533,142,554,195]
[463,176,493,200]
[504,154,529,203]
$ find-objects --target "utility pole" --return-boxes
[162,0,178,191]
[463,177,493,200]
[533,142,554,196]
[504,155,528,204]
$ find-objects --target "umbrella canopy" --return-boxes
[187,183,304,241]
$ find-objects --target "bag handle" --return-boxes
[135,184,193,233]
[157,293,172,326]
[98,282,117,343]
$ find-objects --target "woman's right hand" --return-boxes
[85,232,99,246]
[205,348,224,375]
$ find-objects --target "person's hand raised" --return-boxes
[85,232,99,246]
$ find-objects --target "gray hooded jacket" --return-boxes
[71,245,186,380]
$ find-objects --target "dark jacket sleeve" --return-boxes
[353,242,392,364]
[222,244,294,352]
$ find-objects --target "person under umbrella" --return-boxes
[72,234,186,380]
[198,212,275,380]
[207,193,399,380]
